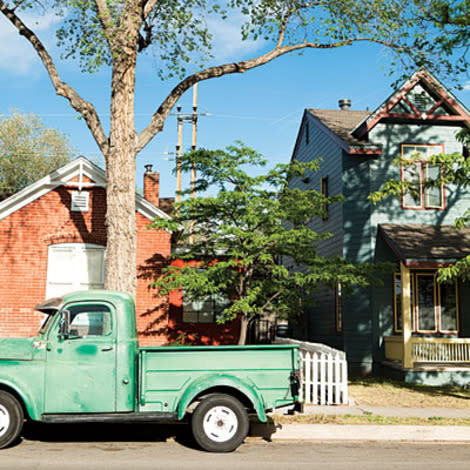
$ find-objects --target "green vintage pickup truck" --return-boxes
[0,290,300,452]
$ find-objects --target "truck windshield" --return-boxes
[38,313,55,336]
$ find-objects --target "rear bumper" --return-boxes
[293,401,304,413]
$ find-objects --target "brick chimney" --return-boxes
[143,164,160,207]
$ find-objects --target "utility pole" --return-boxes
[176,107,183,205]
[175,84,205,204]
[191,83,198,199]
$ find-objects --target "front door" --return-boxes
[44,303,116,413]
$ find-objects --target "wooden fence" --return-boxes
[276,338,349,405]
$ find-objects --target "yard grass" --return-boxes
[348,377,470,408]
[271,377,470,426]
[273,414,470,426]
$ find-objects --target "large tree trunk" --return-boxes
[105,55,138,297]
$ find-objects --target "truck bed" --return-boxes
[138,344,299,416]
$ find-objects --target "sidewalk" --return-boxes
[248,405,470,442]
[301,404,470,419]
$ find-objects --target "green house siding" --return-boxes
[369,123,470,227]
[341,153,375,372]
[289,113,344,350]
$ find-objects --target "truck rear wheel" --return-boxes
[191,393,249,453]
[0,391,24,449]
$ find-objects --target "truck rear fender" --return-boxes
[177,373,267,422]
[0,380,39,420]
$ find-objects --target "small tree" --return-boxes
[151,143,382,344]
[0,111,74,200]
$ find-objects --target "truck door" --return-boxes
[44,303,117,413]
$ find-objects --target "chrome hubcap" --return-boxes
[202,406,238,443]
[0,405,10,438]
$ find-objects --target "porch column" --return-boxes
[400,262,413,369]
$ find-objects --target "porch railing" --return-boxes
[413,338,470,362]
[384,336,470,365]
[275,337,348,405]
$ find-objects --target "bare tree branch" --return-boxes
[143,0,158,19]
[138,36,398,152]
[0,1,109,155]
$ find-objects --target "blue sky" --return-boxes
[1,10,470,198]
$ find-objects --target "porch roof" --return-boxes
[378,223,470,266]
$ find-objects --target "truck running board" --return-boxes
[41,411,180,424]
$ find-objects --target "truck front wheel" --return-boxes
[191,393,249,452]
[0,391,24,449]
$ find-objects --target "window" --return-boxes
[335,283,343,333]
[400,144,445,210]
[305,122,310,145]
[46,243,105,298]
[183,292,230,323]
[393,272,458,334]
[68,304,112,337]
[320,176,329,221]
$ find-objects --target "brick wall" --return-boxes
[0,183,172,345]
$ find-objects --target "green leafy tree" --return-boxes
[0,0,430,297]
[408,1,470,80]
[151,144,383,344]
[0,111,73,200]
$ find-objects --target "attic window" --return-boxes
[71,191,90,212]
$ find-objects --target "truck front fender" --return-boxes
[177,373,267,422]
[0,377,42,421]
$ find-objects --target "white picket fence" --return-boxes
[276,338,349,405]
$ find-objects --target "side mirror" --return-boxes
[58,310,71,339]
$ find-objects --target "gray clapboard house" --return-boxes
[288,69,470,384]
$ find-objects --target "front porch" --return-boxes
[383,262,470,384]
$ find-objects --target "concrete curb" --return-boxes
[249,423,470,442]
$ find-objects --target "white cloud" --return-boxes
[463,81,470,92]
[0,9,266,75]
[206,14,265,62]
[0,12,61,75]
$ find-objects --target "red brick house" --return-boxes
[0,156,240,346]
[0,156,174,345]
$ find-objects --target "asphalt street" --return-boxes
[2,439,470,470]
[1,423,470,470]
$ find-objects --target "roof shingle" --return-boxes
[307,109,374,148]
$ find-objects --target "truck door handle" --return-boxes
[101,346,113,352]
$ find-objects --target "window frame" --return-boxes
[400,144,446,211]
[49,302,114,340]
[320,176,329,221]
[182,291,230,324]
[67,303,113,338]
[393,271,459,335]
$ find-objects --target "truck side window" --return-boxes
[68,304,112,337]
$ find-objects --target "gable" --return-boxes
[353,69,470,139]
[290,109,381,162]
[0,156,171,222]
